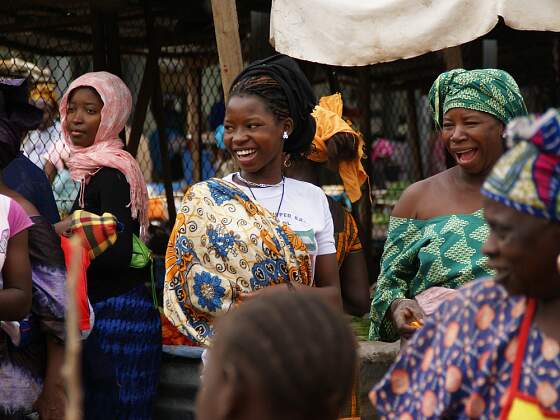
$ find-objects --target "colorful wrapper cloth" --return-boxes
[309,93,368,202]
[482,108,560,221]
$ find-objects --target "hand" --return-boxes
[33,382,65,420]
[390,298,426,339]
[54,215,73,237]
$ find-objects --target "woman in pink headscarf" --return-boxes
[55,72,160,419]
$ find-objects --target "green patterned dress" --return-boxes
[369,210,494,342]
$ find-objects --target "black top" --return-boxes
[3,153,60,224]
[72,167,148,303]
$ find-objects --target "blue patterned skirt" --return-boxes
[82,284,161,420]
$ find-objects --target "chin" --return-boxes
[496,276,525,296]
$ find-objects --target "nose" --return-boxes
[230,127,248,145]
[450,124,467,143]
[69,109,84,125]
[482,231,498,259]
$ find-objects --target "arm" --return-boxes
[369,185,426,342]
[0,230,32,320]
[311,252,342,309]
[44,160,57,184]
[33,336,65,419]
[340,250,370,316]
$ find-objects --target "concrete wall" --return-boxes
[154,341,399,420]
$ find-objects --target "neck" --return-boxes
[285,160,320,186]
[535,296,560,342]
[452,165,490,187]
[239,169,283,186]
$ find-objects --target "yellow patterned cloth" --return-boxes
[310,93,367,203]
[164,178,312,346]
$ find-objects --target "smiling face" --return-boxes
[64,86,103,148]
[482,198,560,298]
[223,94,292,184]
[441,108,504,175]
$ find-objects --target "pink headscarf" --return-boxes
[60,71,148,239]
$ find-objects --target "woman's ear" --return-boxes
[284,118,294,136]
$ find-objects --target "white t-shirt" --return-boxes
[223,174,336,278]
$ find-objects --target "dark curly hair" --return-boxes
[212,290,357,420]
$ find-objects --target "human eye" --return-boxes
[442,121,454,129]
[224,124,233,132]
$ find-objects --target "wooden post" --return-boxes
[406,88,423,180]
[553,35,560,106]
[211,0,243,100]
[357,67,374,284]
[442,46,463,70]
[326,66,341,94]
[128,38,160,157]
[62,237,83,420]
[151,73,177,224]
[90,3,106,71]
[186,67,201,184]
[249,11,274,62]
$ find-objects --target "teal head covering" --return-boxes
[481,108,560,222]
[428,68,527,129]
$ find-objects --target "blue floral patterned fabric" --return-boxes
[164,178,312,346]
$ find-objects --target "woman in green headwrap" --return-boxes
[369,68,527,342]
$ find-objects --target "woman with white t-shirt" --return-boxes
[164,55,340,346]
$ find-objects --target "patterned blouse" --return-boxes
[371,279,560,419]
[369,210,494,342]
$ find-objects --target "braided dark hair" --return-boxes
[229,75,290,124]
[213,290,357,420]
[228,54,317,155]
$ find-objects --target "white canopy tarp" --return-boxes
[270,0,560,66]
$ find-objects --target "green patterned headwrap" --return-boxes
[429,68,527,129]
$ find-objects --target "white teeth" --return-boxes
[236,149,256,157]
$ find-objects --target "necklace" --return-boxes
[246,177,286,218]
[235,172,284,188]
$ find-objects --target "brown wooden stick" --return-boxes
[63,236,83,420]
[211,0,243,100]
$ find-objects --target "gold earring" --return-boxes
[283,154,292,168]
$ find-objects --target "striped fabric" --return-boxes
[70,210,120,260]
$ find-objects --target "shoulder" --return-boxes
[5,154,41,175]
[285,177,326,197]
[391,170,451,218]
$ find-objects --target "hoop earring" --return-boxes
[283,154,292,168]
[282,131,289,140]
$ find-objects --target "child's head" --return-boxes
[196,290,357,420]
